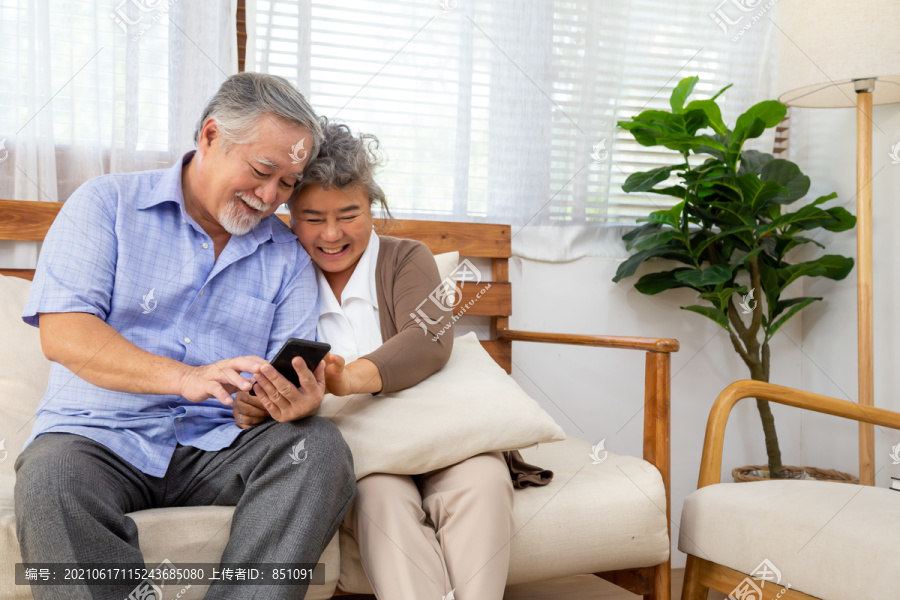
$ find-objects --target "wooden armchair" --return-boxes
[681,380,900,600]
[0,199,677,600]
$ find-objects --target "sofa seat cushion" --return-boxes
[0,482,339,600]
[679,481,900,600]
[337,436,669,593]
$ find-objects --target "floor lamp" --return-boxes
[775,0,900,486]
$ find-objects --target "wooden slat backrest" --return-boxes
[0,200,514,370]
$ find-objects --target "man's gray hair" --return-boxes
[194,72,323,158]
[295,117,391,219]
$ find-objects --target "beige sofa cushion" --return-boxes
[337,436,669,593]
[0,275,52,478]
[319,332,567,480]
[432,251,458,282]
[679,481,900,600]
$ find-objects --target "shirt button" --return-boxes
[202,243,209,249]
[199,289,204,296]
[184,337,191,344]
[177,417,183,422]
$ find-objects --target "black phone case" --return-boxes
[250,338,331,394]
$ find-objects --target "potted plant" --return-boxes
[613,76,857,480]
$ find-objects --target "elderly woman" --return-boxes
[236,119,548,599]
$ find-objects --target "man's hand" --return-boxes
[249,357,326,422]
[233,390,270,429]
[179,356,266,405]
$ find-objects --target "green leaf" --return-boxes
[736,173,789,211]
[778,235,826,255]
[758,258,780,321]
[691,224,756,260]
[810,192,838,207]
[623,165,683,193]
[670,76,699,113]
[674,264,733,287]
[634,269,695,295]
[810,254,854,280]
[822,206,856,232]
[766,297,820,341]
[776,262,827,295]
[710,83,733,102]
[771,295,823,320]
[735,100,786,133]
[730,101,787,155]
[760,159,810,204]
[622,221,662,243]
[646,186,687,199]
[681,304,729,329]
[627,230,676,251]
[776,203,855,232]
[740,245,765,265]
[641,201,686,228]
[695,134,729,161]
[685,99,726,135]
[737,150,774,176]
[700,287,745,311]
[613,244,688,282]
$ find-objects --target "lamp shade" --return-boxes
[775,0,900,108]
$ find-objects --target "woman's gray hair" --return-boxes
[194,72,323,158]
[295,117,392,219]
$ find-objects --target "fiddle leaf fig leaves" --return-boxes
[613,76,856,343]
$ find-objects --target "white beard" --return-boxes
[219,192,267,236]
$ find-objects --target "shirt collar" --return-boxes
[317,229,380,315]
[136,150,295,245]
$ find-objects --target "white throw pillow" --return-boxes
[0,275,52,481]
[318,332,566,479]
[433,251,458,282]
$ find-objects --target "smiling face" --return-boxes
[191,114,313,236]
[289,184,373,292]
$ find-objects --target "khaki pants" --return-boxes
[346,452,514,600]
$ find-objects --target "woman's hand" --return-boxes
[232,389,270,429]
[324,353,352,396]
[324,354,383,396]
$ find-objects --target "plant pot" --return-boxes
[732,465,858,484]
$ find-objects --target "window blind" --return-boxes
[248,0,777,230]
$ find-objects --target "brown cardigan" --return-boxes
[361,235,453,393]
[359,235,552,488]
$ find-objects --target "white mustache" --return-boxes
[236,192,267,211]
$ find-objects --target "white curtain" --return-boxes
[247,0,779,261]
[0,0,237,268]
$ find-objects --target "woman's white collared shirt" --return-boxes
[315,229,383,360]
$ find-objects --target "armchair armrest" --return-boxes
[497,329,680,353]
[498,327,677,595]
[697,380,900,488]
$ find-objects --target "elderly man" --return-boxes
[14,73,355,600]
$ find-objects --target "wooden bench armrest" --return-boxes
[697,380,900,488]
[497,329,679,353]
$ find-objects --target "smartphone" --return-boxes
[249,338,331,395]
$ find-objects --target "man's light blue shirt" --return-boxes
[22,152,318,477]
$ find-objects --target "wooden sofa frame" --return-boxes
[0,198,677,600]
[682,379,900,600]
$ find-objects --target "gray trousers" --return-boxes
[14,417,356,600]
